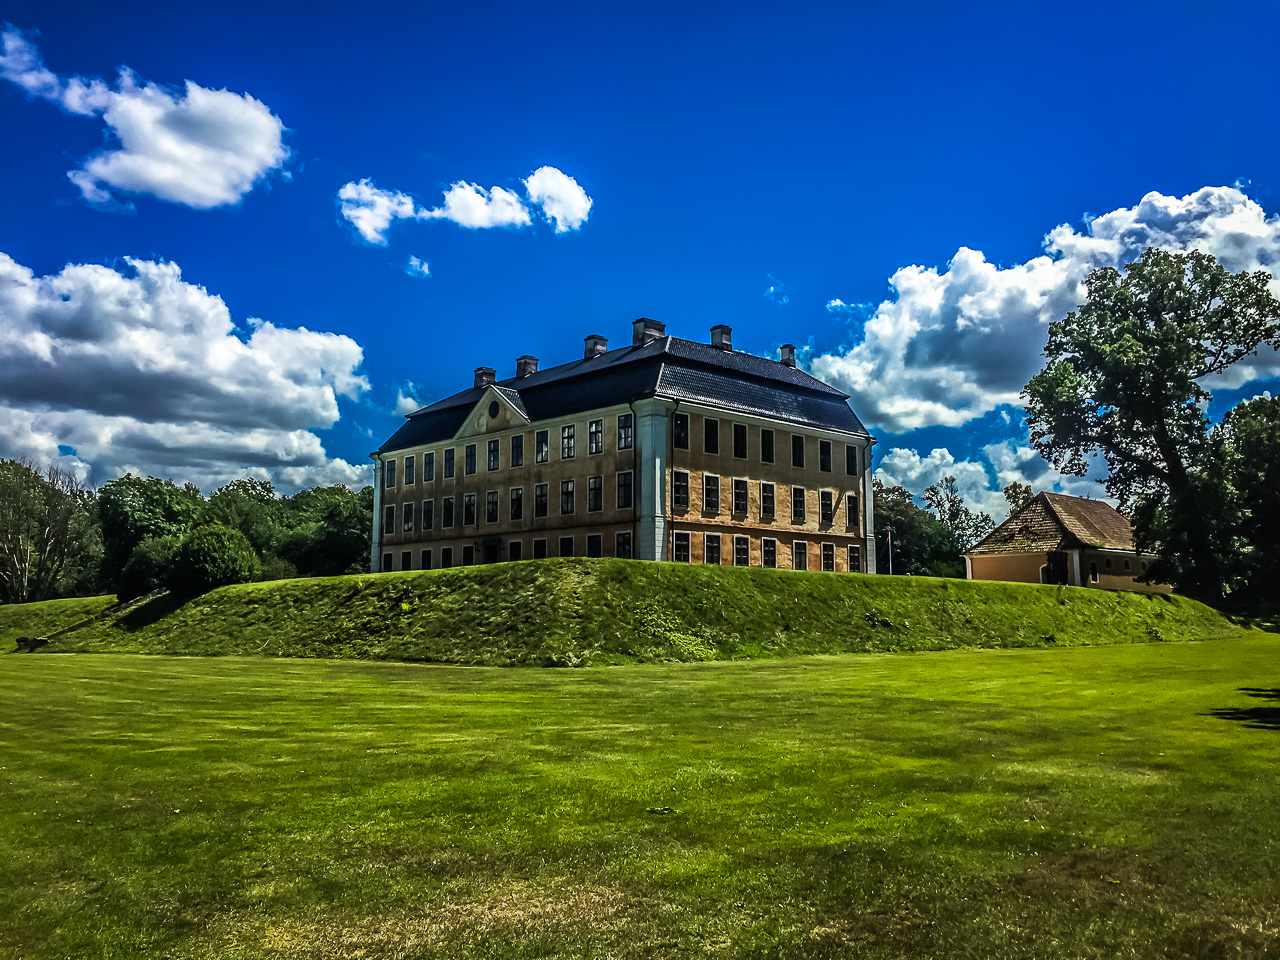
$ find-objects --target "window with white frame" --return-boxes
[761,428,774,463]
[487,439,500,471]
[617,414,633,450]
[819,440,832,473]
[383,504,394,535]
[588,475,603,511]
[761,481,775,519]
[559,535,574,557]
[674,531,690,562]
[586,533,602,558]
[615,531,633,558]
[733,423,747,458]
[617,471,634,509]
[846,494,859,529]
[463,493,476,525]
[561,424,575,459]
[762,538,777,568]
[820,490,834,524]
[403,500,415,532]
[588,419,603,454]
[422,499,434,530]
[704,474,720,513]
[847,544,860,572]
[535,483,548,518]
[673,412,689,449]
[385,459,397,487]
[673,471,689,511]
[821,542,835,571]
[511,434,524,467]
[733,478,748,515]
[424,451,435,481]
[510,487,523,521]
[845,443,858,476]
[442,497,454,527]
[444,448,454,478]
[704,533,721,565]
[486,490,498,523]
[535,430,549,463]
[792,486,806,523]
[422,548,432,570]
[560,479,575,515]
[793,541,808,570]
[734,535,749,566]
[404,455,415,485]
[704,417,719,454]
[465,443,476,475]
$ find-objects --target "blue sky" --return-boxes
[3,1,1279,518]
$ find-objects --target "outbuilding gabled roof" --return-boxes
[966,492,1136,556]
[377,333,870,453]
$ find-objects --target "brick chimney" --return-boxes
[779,344,796,368]
[474,366,496,388]
[516,355,538,378]
[632,317,667,346]
[711,324,732,350]
[584,334,608,359]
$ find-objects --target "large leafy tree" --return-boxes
[97,475,206,588]
[1208,395,1280,598]
[0,459,99,603]
[873,479,963,577]
[922,475,994,552]
[1023,248,1280,600]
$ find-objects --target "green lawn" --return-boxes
[2,638,1279,958]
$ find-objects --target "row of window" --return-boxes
[384,530,635,570]
[383,473,635,535]
[385,415,635,487]
[671,533,861,572]
[673,414,861,475]
[672,472,860,527]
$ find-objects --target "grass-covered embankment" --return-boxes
[2,638,1280,958]
[0,594,116,647]
[29,559,1243,664]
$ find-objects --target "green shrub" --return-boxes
[258,554,298,582]
[117,536,182,602]
[170,525,261,597]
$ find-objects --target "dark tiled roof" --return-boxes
[967,492,1136,556]
[377,334,868,452]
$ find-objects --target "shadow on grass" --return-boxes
[116,592,187,631]
[1208,688,1280,731]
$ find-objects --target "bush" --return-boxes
[170,525,261,597]
[118,536,182,601]
[258,554,298,582]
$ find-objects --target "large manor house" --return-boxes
[371,318,877,574]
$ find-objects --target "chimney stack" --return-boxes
[632,317,667,346]
[474,366,496,388]
[711,324,732,351]
[584,334,608,359]
[779,344,796,368]
[516,355,538,378]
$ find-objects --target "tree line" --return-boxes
[0,466,373,604]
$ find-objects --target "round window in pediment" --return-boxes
[488,401,500,419]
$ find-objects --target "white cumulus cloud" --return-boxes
[405,255,430,278]
[338,179,423,244]
[523,165,593,232]
[0,253,369,490]
[1,25,287,208]
[423,181,531,229]
[812,186,1280,435]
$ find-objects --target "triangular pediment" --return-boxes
[448,385,530,440]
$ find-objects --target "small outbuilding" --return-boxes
[964,492,1170,594]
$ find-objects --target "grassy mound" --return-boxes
[0,595,117,648]
[18,559,1244,664]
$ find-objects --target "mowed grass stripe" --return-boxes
[2,638,1279,958]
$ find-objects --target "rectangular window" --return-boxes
[422,548,432,570]
[819,440,832,473]
[487,439,500,471]
[534,483,548,518]
[734,535,749,567]
[403,500,415,532]
[674,531,690,562]
[402,550,412,571]
[761,482,775,519]
[588,475,603,512]
[462,545,474,566]
[559,536,574,557]
[463,493,476,525]
[561,479,575,514]
[732,478,748,515]
[822,542,835,571]
[442,497,454,527]
[846,494,858,529]
[441,546,453,568]
[511,434,524,467]
[510,487,524,521]
[793,541,808,571]
[704,417,719,454]
[465,443,476,475]
[761,428,774,463]
[535,430,549,463]
[733,423,747,459]
[383,504,394,535]
[762,538,777,568]
[703,474,720,513]
[533,538,547,559]
[617,471,633,509]
[673,471,689,511]
[382,552,392,573]
[561,424,575,459]
[586,533,602,558]
[617,414,633,450]
[615,531,633,559]
[486,490,498,523]
[820,490,834,524]
[509,540,522,562]
[792,486,806,523]
[673,412,689,449]
[444,448,455,478]
[792,434,805,468]
[589,419,603,454]
[704,534,721,565]
[422,499,434,530]
[385,459,396,488]
[845,443,858,476]
[847,544,861,572]
[404,455,415,486]
[424,451,435,481]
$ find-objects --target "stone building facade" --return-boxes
[371,319,876,573]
